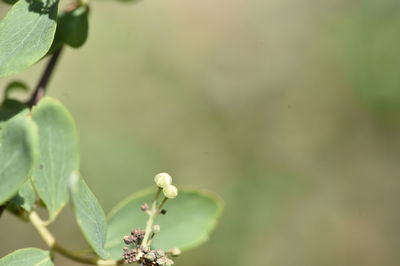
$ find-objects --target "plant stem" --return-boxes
[29,211,55,247]
[142,212,155,248]
[142,188,162,247]
[53,243,98,265]
[158,197,168,211]
[27,47,64,108]
[29,211,123,265]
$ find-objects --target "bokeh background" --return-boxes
[1,0,400,265]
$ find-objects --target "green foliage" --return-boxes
[0,0,58,77]
[0,99,27,121]
[0,113,38,205]
[31,97,79,221]
[10,180,37,212]
[106,188,223,259]
[0,99,223,263]
[0,0,223,264]
[69,173,108,259]
[56,6,89,48]
[0,248,53,266]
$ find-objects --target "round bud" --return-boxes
[156,257,167,265]
[144,252,156,261]
[155,249,165,258]
[165,258,174,266]
[154,173,172,188]
[140,203,149,212]
[168,248,181,257]
[153,224,161,234]
[163,185,178,199]
[123,235,133,244]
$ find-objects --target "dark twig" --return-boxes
[27,47,64,108]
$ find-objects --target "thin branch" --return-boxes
[29,212,55,247]
[142,188,162,247]
[29,211,124,265]
[27,47,64,108]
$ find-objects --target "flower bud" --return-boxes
[165,258,174,266]
[140,203,149,212]
[154,173,172,188]
[153,224,161,234]
[168,248,181,257]
[156,257,167,265]
[163,185,178,199]
[123,235,133,244]
[144,251,156,261]
[155,249,165,258]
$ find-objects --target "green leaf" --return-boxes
[0,99,27,121]
[31,97,79,221]
[0,0,59,77]
[0,113,38,205]
[0,248,53,266]
[105,188,223,260]
[69,173,108,258]
[46,37,63,56]
[9,179,36,212]
[56,6,89,48]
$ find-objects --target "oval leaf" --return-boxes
[0,248,53,266]
[0,0,58,77]
[56,6,89,48]
[32,97,79,221]
[105,188,223,260]
[0,113,38,205]
[69,173,108,258]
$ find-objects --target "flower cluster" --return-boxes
[123,246,174,265]
[122,172,179,265]
[123,229,146,246]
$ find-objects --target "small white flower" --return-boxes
[154,172,172,188]
[163,185,178,199]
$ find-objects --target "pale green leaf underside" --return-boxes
[0,248,53,266]
[0,0,58,77]
[105,188,223,260]
[0,114,38,205]
[32,97,79,221]
[69,173,108,258]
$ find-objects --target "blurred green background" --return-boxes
[1,0,400,265]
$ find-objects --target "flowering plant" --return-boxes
[0,0,223,264]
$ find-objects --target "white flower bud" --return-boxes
[152,224,161,234]
[163,185,178,199]
[154,172,172,188]
[168,248,181,257]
